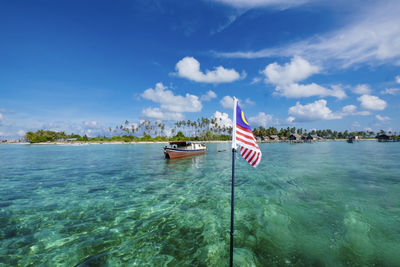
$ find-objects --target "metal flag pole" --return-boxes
[230,147,236,267]
[230,97,238,267]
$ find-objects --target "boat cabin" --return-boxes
[168,141,205,150]
[164,141,207,159]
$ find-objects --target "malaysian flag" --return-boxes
[232,98,262,168]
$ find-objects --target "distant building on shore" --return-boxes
[347,136,360,143]
[377,134,390,142]
[1,139,28,143]
[262,136,270,142]
[288,134,302,142]
[56,138,78,142]
[376,134,399,142]
[269,135,279,141]
[307,134,320,141]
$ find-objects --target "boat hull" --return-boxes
[164,148,206,159]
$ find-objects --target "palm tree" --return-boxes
[130,125,136,136]
[161,123,165,136]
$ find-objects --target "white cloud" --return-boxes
[175,57,242,83]
[288,99,342,122]
[211,13,241,35]
[275,83,346,99]
[141,82,203,121]
[262,56,346,99]
[200,90,217,101]
[220,95,235,109]
[212,111,232,129]
[357,95,387,110]
[245,98,255,105]
[353,84,372,95]
[396,75,400,83]
[141,107,184,121]
[0,113,3,122]
[352,121,361,128]
[250,77,261,84]
[84,121,98,127]
[248,112,273,127]
[141,82,202,113]
[216,2,400,68]
[213,0,311,9]
[376,114,391,122]
[263,56,319,85]
[341,105,370,116]
[0,108,15,114]
[341,105,357,114]
[86,129,93,137]
[0,131,12,137]
[286,116,295,123]
[220,95,252,109]
[17,130,25,137]
[381,88,400,95]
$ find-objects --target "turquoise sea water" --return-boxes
[1,142,399,266]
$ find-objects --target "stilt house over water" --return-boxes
[269,135,279,141]
[262,136,270,142]
[377,134,399,142]
[289,134,303,143]
[306,134,319,142]
[377,134,390,142]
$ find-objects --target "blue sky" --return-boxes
[1,0,400,138]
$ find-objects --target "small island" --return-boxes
[2,118,398,144]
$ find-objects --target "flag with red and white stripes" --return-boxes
[232,98,262,168]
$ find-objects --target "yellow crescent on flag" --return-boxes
[241,111,249,125]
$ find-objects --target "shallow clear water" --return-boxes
[1,142,399,266]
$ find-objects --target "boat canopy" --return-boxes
[168,141,205,147]
[169,141,188,144]
[169,141,191,147]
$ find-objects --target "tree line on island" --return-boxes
[24,118,397,143]
[107,118,232,137]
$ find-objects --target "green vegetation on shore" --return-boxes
[24,125,397,143]
[251,126,387,139]
[22,118,398,143]
[24,130,70,143]
[24,130,231,143]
